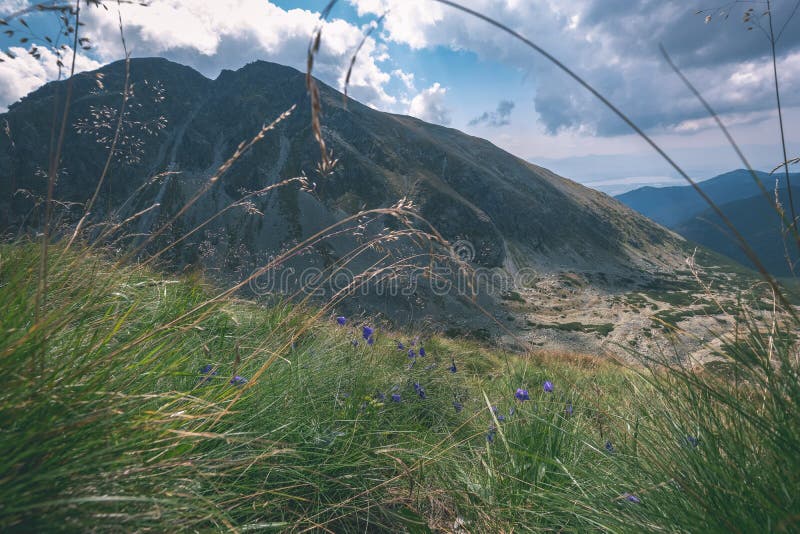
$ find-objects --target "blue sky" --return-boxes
[1,0,799,194]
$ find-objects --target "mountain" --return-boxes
[0,57,687,330]
[675,188,800,277]
[616,169,800,228]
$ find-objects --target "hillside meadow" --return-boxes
[2,242,799,532]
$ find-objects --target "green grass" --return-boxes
[650,303,721,329]
[2,242,800,532]
[500,290,526,303]
[527,320,615,337]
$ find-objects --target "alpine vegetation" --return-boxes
[1,1,799,532]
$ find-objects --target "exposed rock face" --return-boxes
[0,57,686,333]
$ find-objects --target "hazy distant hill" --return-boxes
[616,169,799,227]
[0,57,687,328]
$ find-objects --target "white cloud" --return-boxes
[0,1,405,111]
[392,68,415,91]
[347,0,800,136]
[0,46,102,111]
[0,0,31,13]
[80,1,399,109]
[408,82,451,125]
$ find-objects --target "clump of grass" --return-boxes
[4,241,800,532]
[0,243,622,531]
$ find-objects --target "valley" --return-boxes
[2,57,769,363]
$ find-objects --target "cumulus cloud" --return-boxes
[348,0,800,136]
[3,0,799,138]
[0,1,402,110]
[469,99,515,127]
[0,46,102,111]
[392,68,416,91]
[79,1,399,108]
[408,82,451,125]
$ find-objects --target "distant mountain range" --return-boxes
[1,57,688,329]
[617,169,800,276]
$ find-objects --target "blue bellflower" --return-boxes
[362,326,374,341]
[200,364,218,376]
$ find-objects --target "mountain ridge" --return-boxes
[617,168,800,275]
[675,187,800,276]
[1,56,689,330]
[615,169,800,227]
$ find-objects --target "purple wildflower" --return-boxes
[362,325,374,341]
[408,349,416,359]
[397,341,405,350]
[543,381,554,393]
[391,393,401,403]
[198,364,218,385]
[336,316,346,326]
[605,440,615,454]
[448,359,457,373]
[515,388,530,401]
[487,424,497,443]
[623,493,641,504]
[497,415,506,422]
[230,375,247,386]
[565,402,573,416]
[367,336,374,346]
[686,435,699,447]
[200,364,218,376]
[419,347,426,357]
[453,401,463,413]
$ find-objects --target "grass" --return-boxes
[3,242,800,532]
[3,3,800,531]
[650,303,721,330]
[527,320,615,337]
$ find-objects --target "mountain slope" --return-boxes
[675,188,800,276]
[0,57,687,328]
[616,169,800,228]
